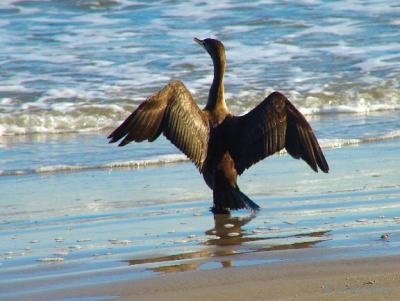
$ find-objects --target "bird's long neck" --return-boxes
[205,54,228,114]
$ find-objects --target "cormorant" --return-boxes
[108,38,329,214]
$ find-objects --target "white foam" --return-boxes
[103,154,188,169]
[391,20,400,26]
[324,1,400,15]
[224,25,254,34]
[318,138,362,149]
[38,257,64,263]
[383,130,400,139]
[0,154,188,176]
[288,18,362,39]
[0,0,15,8]
[0,97,17,105]
[297,0,320,4]
[44,87,104,101]
[227,40,311,65]
[1,85,399,136]
[0,84,34,92]
[0,102,129,136]
[318,130,400,150]
[162,1,233,20]
[111,239,132,245]
[70,13,120,26]
[355,54,400,73]
[2,129,400,178]
[299,103,400,115]
[0,19,9,27]
[14,53,78,64]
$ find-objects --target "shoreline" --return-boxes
[117,254,400,301]
[1,137,400,301]
[1,1,399,299]
[7,252,400,301]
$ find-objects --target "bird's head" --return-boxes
[194,37,226,63]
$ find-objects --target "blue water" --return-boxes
[1,139,400,301]
[0,1,400,299]
[0,0,399,136]
[0,0,399,174]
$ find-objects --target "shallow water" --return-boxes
[1,112,399,176]
[1,1,400,300]
[1,139,400,300]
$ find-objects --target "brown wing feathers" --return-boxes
[110,95,166,146]
[163,97,209,169]
[109,83,328,175]
[108,81,210,170]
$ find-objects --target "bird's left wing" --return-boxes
[108,81,210,170]
[227,91,329,175]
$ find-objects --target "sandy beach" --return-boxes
[1,1,400,300]
[1,137,400,301]
[7,252,400,301]
[106,255,400,301]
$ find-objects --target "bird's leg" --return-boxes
[210,206,231,215]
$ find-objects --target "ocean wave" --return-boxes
[317,130,400,149]
[1,87,399,136]
[0,154,188,177]
[2,133,400,177]
[0,0,399,139]
[0,104,129,136]
[299,104,400,115]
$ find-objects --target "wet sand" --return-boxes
[118,255,400,301]
[10,253,400,301]
[1,138,400,300]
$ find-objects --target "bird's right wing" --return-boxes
[228,91,329,174]
[108,81,210,170]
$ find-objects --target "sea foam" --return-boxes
[2,131,400,177]
[0,154,188,177]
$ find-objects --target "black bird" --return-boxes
[108,38,329,214]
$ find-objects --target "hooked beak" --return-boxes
[193,37,205,48]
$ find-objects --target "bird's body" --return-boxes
[108,38,329,214]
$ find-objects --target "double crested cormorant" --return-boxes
[108,38,329,214]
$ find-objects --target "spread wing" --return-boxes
[108,80,210,170]
[228,91,329,175]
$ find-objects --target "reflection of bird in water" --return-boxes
[127,214,330,273]
[108,38,329,214]
[205,213,255,245]
[137,215,257,273]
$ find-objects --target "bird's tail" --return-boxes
[212,173,260,214]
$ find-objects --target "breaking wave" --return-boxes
[0,154,188,176]
[1,87,399,136]
[2,132,400,177]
